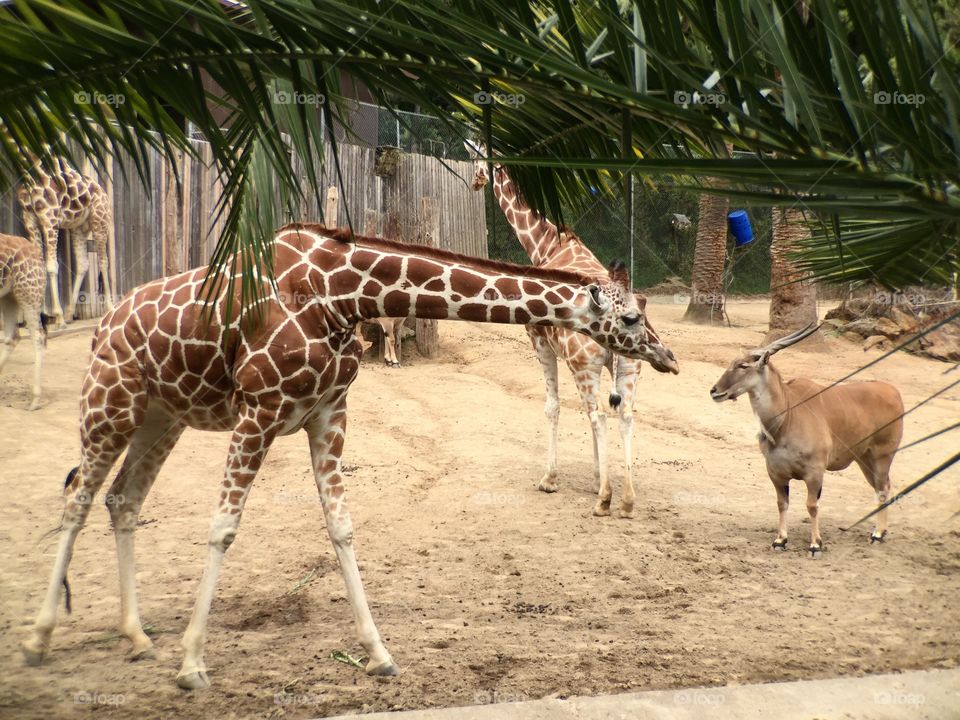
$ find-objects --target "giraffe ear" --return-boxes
[587,284,608,313]
[608,261,630,288]
[463,140,485,159]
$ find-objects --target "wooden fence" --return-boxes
[1,139,487,320]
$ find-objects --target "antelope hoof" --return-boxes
[176,669,211,690]
[772,538,788,551]
[21,638,47,667]
[27,398,41,412]
[366,657,399,676]
[809,543,823,559]
[537,475,558,493]
[870,530,888,544]
[618,503,635,519]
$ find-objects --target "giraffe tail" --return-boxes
[608,392,622,409]
[61,466,80,615]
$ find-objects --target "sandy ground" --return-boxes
[0,298,958,720]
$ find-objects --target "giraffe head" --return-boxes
[575,262,674,368]
[464,140,491,190]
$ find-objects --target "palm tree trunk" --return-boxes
[683,189,728,324]
[765,206,822,344]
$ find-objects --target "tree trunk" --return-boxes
[684,189,728,324]
[765,206,823,345]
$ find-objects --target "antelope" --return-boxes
[710,323,904,556]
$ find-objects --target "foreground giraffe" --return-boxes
[18,157,114,327]
[22,223,668,690]
[0,233,47,410]
[468,145,679,517]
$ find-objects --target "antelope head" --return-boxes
[710,322,819,402]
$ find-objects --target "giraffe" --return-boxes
[467,143,679,518]
[0,233,47,410]
[21,223,668,690]
[18,157,115,327]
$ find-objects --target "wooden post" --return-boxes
[103,155,118,306]
[325,186,339,226]
[415,196,440,358]
[363,208,378,236]
[161,150,184,277]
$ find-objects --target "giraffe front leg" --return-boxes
[177,413,275,690]
[307,406,397,676]
[589,407,610,516]
[617,409,635,518]
[40,225,66,328]
[0,302,17,374]
[533,338,560,492]
[615,364,638,519]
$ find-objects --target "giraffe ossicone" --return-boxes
[467,141,679,517]
[22,224,663,689]
[18,157,115,327]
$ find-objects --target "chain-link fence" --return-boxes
[328,101,775,293]
[331,101,470,160]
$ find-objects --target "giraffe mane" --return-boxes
[277,223,599,287]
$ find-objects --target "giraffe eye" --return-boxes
[622,313,641,326]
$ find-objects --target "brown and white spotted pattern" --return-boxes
[22,224,663,690]
[18,158,114,327]
[0,233,47,410]
[469,147,679,517]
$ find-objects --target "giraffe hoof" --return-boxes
[592,501,611,517]
[870,530,887,544]
[176,669,210,690]
[618,504,635,519]
[21,639,47,667]
[129,643,155,661]
[772,538,788,551]
[537,477,558,493]
[809,543,823,558]
[27,399,41,412]
[366,658,399,676]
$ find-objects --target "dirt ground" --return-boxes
[1,298,958,720]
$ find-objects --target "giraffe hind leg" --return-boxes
[22,357,146,666]
[107,408,184,660]
[22,432,137,665]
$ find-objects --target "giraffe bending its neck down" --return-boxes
[22,223,663,690]
[468,143,679,517]
[18,157,115,327]
[0,233,47,410]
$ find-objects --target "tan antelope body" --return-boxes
[711,324,904,555]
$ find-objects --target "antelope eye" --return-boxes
[622,313,641,326]
[737,363,750,369]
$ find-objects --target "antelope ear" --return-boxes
[608,261,630,288]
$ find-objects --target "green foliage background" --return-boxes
[485,184,774,295]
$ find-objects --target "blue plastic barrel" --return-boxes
[727,210,754,246]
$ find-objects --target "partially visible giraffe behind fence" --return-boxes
[17,157,114,327]
[0,233,47,409]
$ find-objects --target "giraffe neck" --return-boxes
[342,237,590,328]
[491,166,559,266]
